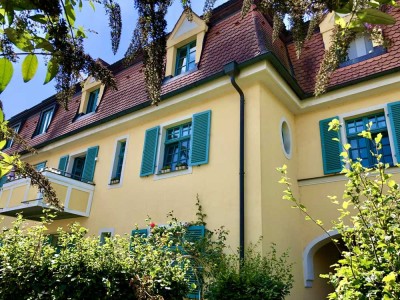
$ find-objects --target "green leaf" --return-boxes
[4,28,34,52]
[0,58,13,93]
[89,0,96,11]
[34,38,53,52]
[357,8,396,25]
[0,139,6,150]
[22,54,38,83]
[44,58,58,84]
[75,26,87,38]
[28,14,48,24]
[65,0,76,27]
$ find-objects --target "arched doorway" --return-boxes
[303,231,342,299]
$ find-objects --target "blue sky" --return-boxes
[1,1,227,118]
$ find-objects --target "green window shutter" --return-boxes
[58,155,69,172]
[185,226,205,299]
[319,117,342,175]
[190,110,211,166]
[82,146,99,183]
[140,126,160,177]
[184,225,205,243]
[0,176,7,188]
[130,229,148,251]
[388,101,400,162]
[131,229,148,238]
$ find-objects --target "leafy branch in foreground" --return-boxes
[278,119,400,299]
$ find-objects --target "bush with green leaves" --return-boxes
[0,197,294,300]
[0,214,190,300]
[205,242,294,300]
[279,119,400,299]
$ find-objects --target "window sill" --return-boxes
[154,166,192,180]
[108,181,122,189]
[163,66,198,84]
[74,112,96,122]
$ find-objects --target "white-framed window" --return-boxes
[109,136,128,186]
[57,146,99,183]
[155,118,193,179]
[340,34,386,67]
[99,228,115,245]
[5,123,21,149]
[34,106,55,136]
[280,118,292,159]
[320,103,400,175]
[140,110,211,179]
[344,112,393,167]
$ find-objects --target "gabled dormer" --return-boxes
[165,11,208,78]
[77,76,106,116]
[319,12,385,66]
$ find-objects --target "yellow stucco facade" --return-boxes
[2,5,400,298]
[2,59,400,299]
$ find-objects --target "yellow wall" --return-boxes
[69,189,89,213]
[7,64,400,300]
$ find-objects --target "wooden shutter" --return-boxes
[58,155,69,172]
[130,229,148,251]
[82,146,99,183]
[131,229,148,238]
[0,176,7,188]
[184,226,205,299]
[190,110,211,166]
[388,102,400,162]
[319,117,342,175]
[140,126,160,177]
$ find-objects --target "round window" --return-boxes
[280,118,292,159]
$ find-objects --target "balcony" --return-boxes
[0,168,95,221]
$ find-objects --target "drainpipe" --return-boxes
[223,61,245,261]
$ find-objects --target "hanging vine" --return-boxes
[125,0,217,106]
[248,0,395,95]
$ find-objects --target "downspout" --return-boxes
[223,61,245,261]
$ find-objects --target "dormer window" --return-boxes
[175,41,196,75]
[86,89,100,114]
[165,11,208,78]
[339,34,386,67]
[5,123,21,149]
[77,77,105,118]
[34,107,55,136]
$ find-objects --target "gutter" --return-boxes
[223,61,245,261]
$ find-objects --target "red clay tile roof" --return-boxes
[7,0,400,152]
[288,6,400,94]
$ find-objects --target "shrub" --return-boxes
[205,242,294,300]
[0,214,190,300]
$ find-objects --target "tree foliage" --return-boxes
[248,0,397,95]
[278,120,400,299]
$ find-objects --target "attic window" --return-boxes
[340,34,386,67]
[34,107,55,136]
[165,11,208,78]
[5,123,21,149]
[175,41,196,75]
[86,89,99,114]
[77,77,105,117]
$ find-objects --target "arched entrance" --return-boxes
[303,231,342,299]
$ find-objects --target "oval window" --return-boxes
[280,119,292,159]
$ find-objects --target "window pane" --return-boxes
[347,112,393,168]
